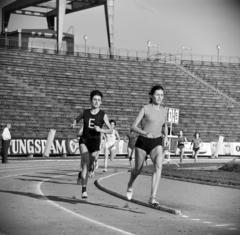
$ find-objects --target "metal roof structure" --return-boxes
[2,0,114,52]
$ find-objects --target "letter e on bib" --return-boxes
[89,118,95,129]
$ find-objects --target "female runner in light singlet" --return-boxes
[126,85,168,206]
[71,90,112,199]
[103,120,120,172]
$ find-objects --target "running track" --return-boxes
[0,159,239,235]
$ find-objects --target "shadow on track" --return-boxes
[0,189,145,214]
[15,178,75,185]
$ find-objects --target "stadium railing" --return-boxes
[0,36,239,65]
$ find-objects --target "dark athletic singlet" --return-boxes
[76,109,105,138]
[76,109,105,152]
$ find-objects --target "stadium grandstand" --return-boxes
[0,0,240,157]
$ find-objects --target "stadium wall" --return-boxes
[6,138,240,157]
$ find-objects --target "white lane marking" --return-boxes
[229,228,237,230]
[203,222,212,224]
[192,219,200,221]
[98,171,127,181]
[36,173,135,235]
[215,224,235,227]
[181,215,189,218]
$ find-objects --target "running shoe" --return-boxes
[148,197,160,207]
[82,191,88,199]
[126,188,133,200]
[103,169,107,172]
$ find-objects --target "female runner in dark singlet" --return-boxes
[126,85,168,206]
[71,90,112,199]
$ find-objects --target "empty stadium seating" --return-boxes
[182,60,240,102]
[0,46,240,142]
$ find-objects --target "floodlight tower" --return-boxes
[2,0,115,54]
[105,0,115,56]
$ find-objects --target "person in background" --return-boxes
[191,132,203,163]
[1,124,11,164]
[94,132,104,170]
[124,129,138,167]
[176,130,188,164]
[103,120,121,172]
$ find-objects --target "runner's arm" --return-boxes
[71,112,83,128]
[163,114,168,147]
[94,114,113,134]
[131,107,151,137]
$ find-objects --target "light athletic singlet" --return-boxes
[106,129,117,144]
[141,104,167,137]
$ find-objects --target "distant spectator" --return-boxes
[103,120,120,172]
[176,130,188,164]
[190,132,203,163]
[124,129,138,167]
[1,124,11,163]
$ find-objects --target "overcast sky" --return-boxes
[1,0,240,57]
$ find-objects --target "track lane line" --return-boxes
[36,173,135,235]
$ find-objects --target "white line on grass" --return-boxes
[36,173,135,235]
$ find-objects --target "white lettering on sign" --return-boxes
[89,118,95,129]
[9,139,67,155]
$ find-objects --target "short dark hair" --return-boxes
[179,130,184,135]
[149,85,164,103]
[194,132,200,138]
[109,120,116,126]
[90,90,103,100]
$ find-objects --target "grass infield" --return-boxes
[142,163,240,188]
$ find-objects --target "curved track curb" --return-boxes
[95,171,182,215]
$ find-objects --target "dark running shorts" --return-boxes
[178,144,185,150]
[79,136,100,153]
[193,147,200,152]
[135,135,163,154]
